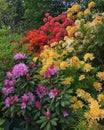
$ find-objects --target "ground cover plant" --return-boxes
[1,1,104,130]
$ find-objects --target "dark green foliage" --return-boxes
[94,0,104,12]
[22,0,66,30]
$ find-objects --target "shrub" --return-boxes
[1,1,104,130]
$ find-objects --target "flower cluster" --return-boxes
[36,85,47,98]
[20,12,74,54]
[5,96,19,107]
[44,65,59,78]
[49,88,59,98]
[21,92,35,109]
[2,79,15,95]
[12,63,28,78]
[2,1,104,130]
[14,53,27,60]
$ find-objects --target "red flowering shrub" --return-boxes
[20,12,73,53]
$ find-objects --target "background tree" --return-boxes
[22,0,67,31]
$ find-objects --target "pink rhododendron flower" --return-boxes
[12,63,28,78]
[49,88,59,98]
[36,85,47,98]
[27,92,35,104]
[63,110,69,117]
[2,87,14,96]
[14,53,27,60]
[21,92,35,109]
[6,72,13,79]
[44,65,59,78]
[5,96,18,108]
[4,79,15,87]
[5,97,11,107]
[35,101,42,110]
[45,109,51,119]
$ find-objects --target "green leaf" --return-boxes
[0,128,4,130]
[52,118,58,122]
[55,102,59,108]
[40,121,47,129]
[46,122,51,130]
[0,120,5,126]
[40,116,47,121]
[50,120,57,126]
[61,102,65,107]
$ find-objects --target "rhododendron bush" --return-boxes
[20,12,74,54]
[1,1,104,130]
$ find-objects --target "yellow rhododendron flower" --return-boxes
[65,37,74,47]
[61,50,67,57]
[70,100,84,112]
[61,77,72,85]
[40,65,48,75]
[84,53,94,61]
[66,26,71,31]
[54,60,60,69]
[68,47,74,53]
[93,17,102,24]
[72,4,81,12]
[93,82,102,91]
[87,120,99,130]
[83,92,91,101]
[60,61,68,70]
[88,1,96,9]
[46,58,53,66]
[83,38,90,44]
[79,74,85,80]
[70,96,77,103]
[67,13,73,19]
[44,45,49,49]
[83,63,92,72]
[84,99,102,120]
[49,51,57,58]
[75,31,83,38]
[99,109,104,119]
[67,26,77,36]
[77,11,83,18]
[79,61,85,66]
[50,42,58,47]
[98,94,104,102]
[69,56,80,68]
[67,8,72,13]
[97,72,104,81]
[76,89,85,97]
[37,75,42,80]
[76,100,84,108]
[84,9,90,15]
[62,42,67,48]
[84,112,92,121]
[75,20,81,26]
[70,104,78,112]
[33,57,38,62]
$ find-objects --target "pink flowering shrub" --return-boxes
[1,52,73,130]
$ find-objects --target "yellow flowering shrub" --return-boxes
[31,1,104,129]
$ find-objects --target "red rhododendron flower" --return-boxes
[21,11,74,53]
